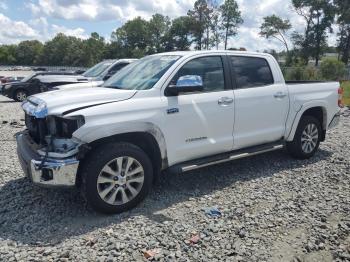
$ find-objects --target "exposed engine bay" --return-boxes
[24,113,85,157]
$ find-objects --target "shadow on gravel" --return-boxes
[0,148,332,245]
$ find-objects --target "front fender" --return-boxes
[73,121,168,164]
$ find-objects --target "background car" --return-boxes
[1,71,78,101]
[52,59,138,91]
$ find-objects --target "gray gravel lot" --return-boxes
[0,70,33,78]
[0,94,349,262]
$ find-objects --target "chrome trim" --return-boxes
[17,133,79,187]
[30,158,79,187]
[181,145,283,172]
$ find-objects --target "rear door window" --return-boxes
[230,56,274,89]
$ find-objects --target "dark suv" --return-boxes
[1,71,77,102]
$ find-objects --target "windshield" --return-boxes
[21,73,36,82]
[104,55,181,90]
[82,61,113,78]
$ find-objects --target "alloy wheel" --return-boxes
[16,91,27,101]
[97,156,145,205]
[301,123,319,154]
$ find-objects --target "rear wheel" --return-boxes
[286,116,322,159]
[81,142,153,214]
[14,89,28,102]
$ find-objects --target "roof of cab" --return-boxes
[151,50,273,59]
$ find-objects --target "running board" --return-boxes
[168,142,284,174]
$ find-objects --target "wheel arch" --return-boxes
[76,127,167,186]
[12,88,28,100]
[286,104,327,142]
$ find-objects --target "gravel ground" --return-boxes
[0,94,349,262]
[0,70,33,78]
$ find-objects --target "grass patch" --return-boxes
[341,81,350,106]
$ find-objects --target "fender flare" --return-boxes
[285,100,328,141]
[74,122,168,167]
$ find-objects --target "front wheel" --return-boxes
[81,142,153,214]
[14,89,28,102]
[286,116,322,159]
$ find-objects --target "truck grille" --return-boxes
[25,113,48,144]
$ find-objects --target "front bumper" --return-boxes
[16,132,79,187]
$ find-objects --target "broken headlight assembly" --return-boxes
[51,115,85,138]
[38,115,85,157]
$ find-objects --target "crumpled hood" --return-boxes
[23,87,137,117]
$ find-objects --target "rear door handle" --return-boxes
[274,92,287,98]
[218,97,234,106]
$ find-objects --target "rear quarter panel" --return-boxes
[285,82,340,141]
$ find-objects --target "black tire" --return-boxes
[80,142,153,214]
[286,116,322,159]
[14,89,28,102]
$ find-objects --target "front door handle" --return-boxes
[274,92,287,99]
[218,97,234,106]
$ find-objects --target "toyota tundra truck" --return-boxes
[16,51,342,213]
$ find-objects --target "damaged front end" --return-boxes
[17,97,87,187]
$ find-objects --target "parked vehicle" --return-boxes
[33,67,47,71]
[1,71,78,101]
[51,59,137,91]
[1,76,24,84]
[1,60,135,101]
[16,51,341,213]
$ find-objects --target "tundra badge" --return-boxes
[167,108,179,114]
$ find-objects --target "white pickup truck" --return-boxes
[16,51,341,213]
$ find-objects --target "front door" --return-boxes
[162,55,235,165]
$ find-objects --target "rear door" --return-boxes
[162,55,235,165]
[229,56,289,149]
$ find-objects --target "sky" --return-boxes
[0,0,339,52]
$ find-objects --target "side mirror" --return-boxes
[165,75,203,96]
[103,73,113,81]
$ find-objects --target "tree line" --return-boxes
[261,0,350,66]
[0,0,349,67]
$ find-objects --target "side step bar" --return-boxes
[168,142,284,174]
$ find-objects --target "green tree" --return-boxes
[334,0,350,64]
[220,0,243,50]
[0,45,17,65]
[210,9,223,50]
[148,14,171,53]
[292,0,335,66]
[169,16,194,50]
[111,17,150,57]
[188,0,212,50]
[15,40,43,65]
[40,33,85,66]
[83,32,106,66]
[105,41,127,59]
[320,58,346,80]
[260,15,292,53]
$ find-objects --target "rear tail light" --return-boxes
[338,87,344,108]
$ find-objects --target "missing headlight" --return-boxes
[54,115,85,138]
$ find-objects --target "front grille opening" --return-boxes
[25,113,48,145]
[41,168,53,181]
